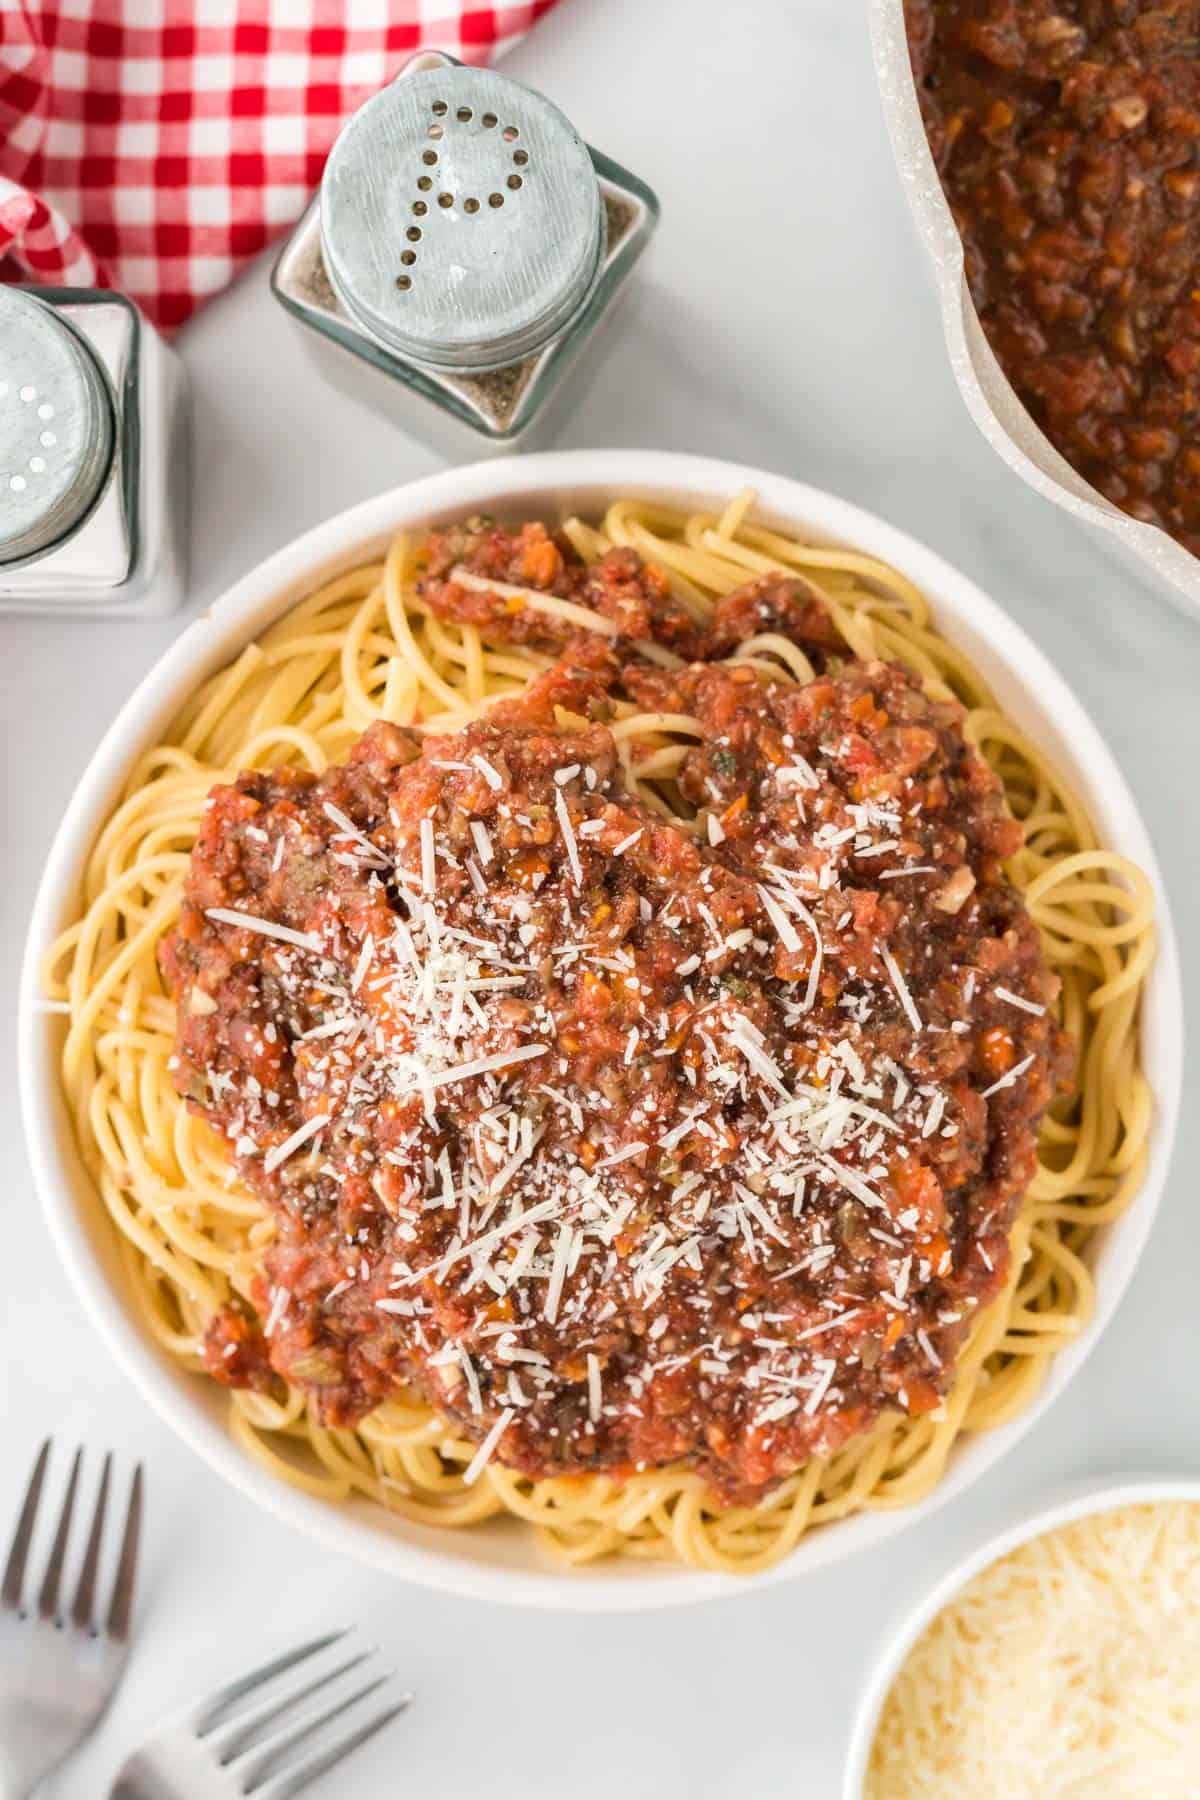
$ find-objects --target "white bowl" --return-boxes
[19,451,1183,1611]
[843,1476,1200,1796]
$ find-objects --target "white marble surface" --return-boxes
[3,1,1196,1794]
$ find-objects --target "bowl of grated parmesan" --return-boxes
[848,1479,1200,1798]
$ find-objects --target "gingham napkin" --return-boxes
[0,2,559,331]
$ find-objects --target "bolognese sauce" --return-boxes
[161,522,1070,1504]
[907,0,1200,554]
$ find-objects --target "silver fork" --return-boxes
[109,1631,413,1799]
[0,1439,143,1800]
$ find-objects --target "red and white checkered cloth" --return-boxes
[0,1,559,332]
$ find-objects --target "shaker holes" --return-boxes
[400,94,531,287]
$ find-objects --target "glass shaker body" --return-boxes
[0,287,188,617]
[271,53,658,458]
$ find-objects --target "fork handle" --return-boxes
[107,1759,175,1800]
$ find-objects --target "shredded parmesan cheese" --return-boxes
[995,984,1046,1017]
[422,1044,548,1091]
[419,816,436,894]
[555,789,583,886]
[471,753,503,791]
[462,1408,514,1485]
[758,883,803,954]
[205,908,322,954]
[880,944,922,1034]
[450,566,619,638]
[980,1052,1036,1100]
[263,1111,331,1174]
[351,935,374,992]
[868,1502,1200,1799]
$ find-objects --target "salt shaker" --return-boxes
[272,50,659,456]
[0,285,187,616]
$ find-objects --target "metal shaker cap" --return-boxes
[0,288,114,565]
[320,64,603,373]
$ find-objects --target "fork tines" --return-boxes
[198,1632,414,1798]
[1,1439,143,1634]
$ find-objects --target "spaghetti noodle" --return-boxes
[44,494,1154,1573]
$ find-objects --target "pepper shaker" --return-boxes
[0,285,187,615]
[272,50,659,456]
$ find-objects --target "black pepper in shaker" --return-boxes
[271,50,659,455]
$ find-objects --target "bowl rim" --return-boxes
[19,448,1183,1611]
[842,1474,1200,1796]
